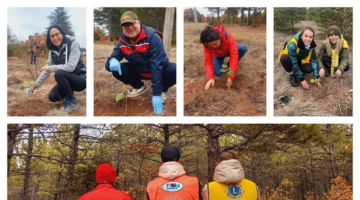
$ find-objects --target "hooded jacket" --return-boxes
[146,162,201,200]
[202,159,259,200]
[317,34,349,73]
[78,183,133,200]
[278,32,318,81]
[34,35,85,88]
[105,23,169,96]
[204,25,239,80]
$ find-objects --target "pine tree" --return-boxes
[47,7,75,36]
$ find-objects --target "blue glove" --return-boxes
[152,96,163,115]
[109,58,121,75]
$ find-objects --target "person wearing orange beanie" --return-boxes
[79,163,133,200]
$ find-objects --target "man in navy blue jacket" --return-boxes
[105,11,176,115]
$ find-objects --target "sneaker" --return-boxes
[59,97,78,113]
[290,74,299,87]
[161,92,167,103]
[127,84,148,98]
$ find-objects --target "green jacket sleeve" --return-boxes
[287,43,304,81]
[338,48,349,72]
[310,49,319,78]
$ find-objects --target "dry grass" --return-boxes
[7,56,87,116]
[184,22,266,116]
[274,21,353,116]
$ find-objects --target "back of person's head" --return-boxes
[299,26,315,39]
[96,163,116,184]
[161,146,181,162]
[217,151,236,163]
[200,26,221,46]
[46,25,67,50]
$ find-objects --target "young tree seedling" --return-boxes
[219,64,234,77]
[116,85,131,115]
[309,78,321,84]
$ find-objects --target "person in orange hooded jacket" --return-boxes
[79,163,133,200]
[200,25,247,91]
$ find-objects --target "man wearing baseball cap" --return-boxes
[105,10,176,115]
[79,163,133,200]
[146,146,202,200]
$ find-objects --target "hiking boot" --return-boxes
[127,84,148,98]
[59,96,78,113]
[290,74,299,87]
[161,92,167,104]
[325,69,330,77]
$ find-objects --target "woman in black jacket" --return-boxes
[31,25,86,113]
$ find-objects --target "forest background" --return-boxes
[7,124,352,200]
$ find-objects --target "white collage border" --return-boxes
[1,0,357,198]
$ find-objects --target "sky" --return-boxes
[7,7,86,48]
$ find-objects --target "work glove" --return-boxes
[152,96,163,115]
[109,58,121,75]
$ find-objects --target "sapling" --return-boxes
[309,78,321,84]
[116,85,130,115]
[219,64,234,77]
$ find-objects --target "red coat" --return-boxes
[79,184,133,200]
[203,25,239,80]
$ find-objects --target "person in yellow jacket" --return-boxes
[146,146,202,200]
[202,151,260,200]
[317,25,350,78]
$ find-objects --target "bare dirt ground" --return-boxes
[274,21,353,116]
[184,23,266,116]
[93,41,176,116]
[7,56,87,116]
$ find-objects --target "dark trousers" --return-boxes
[321,56,350,72]
[280,54,313,74]
[213,44,247,77]
[30,51,37,64]
[49,70,87,102]
[111,62,176,93]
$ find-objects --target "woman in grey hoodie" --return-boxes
[31,25,86,113]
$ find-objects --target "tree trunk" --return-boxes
[207,125,220,182]
[329,143,338,178]
[163,124,170,146]
[7,129,18,177]
[59,124,80,200]
[241,8,245,24]
[163,8,175,58]
[247,8,251,26]
[193,7,199,33]
[20,126,34,200]
[53,171,62,200]
[108,12,112,41]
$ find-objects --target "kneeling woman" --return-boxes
[200,25,247,91]
[278,26,321,89]
[317,25,350,78]
[31,25,86,113]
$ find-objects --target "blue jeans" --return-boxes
[213,44,247,77]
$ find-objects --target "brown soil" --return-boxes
[274,21,353,116]
[93,43,176,116]
[184,23,266,116]
[7,56,87,116]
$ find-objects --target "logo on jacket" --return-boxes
[162,181,183,192]
[225,184,244,199]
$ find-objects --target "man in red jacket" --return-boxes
[79,163,133,200]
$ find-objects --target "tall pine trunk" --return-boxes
[20,126,34,200]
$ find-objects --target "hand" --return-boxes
[335,70,341,77]
[301,80,309,90]
[109,58,122,75]
[152,96,163,115]
[205,79,215,90]
[319,69,325,77]
[40,65,50,72]
[30,86,36,93]
[226,78,233,90]
[315,79,322,88]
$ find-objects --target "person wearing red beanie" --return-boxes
[79,163,133,200]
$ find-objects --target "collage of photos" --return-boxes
[5,6,354,200]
